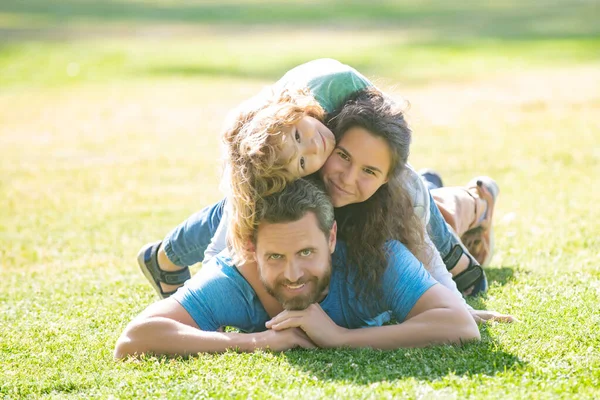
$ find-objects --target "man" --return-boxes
[114,179,479,358]
[138,59,491,302]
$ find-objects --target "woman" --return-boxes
[138,60,507,322]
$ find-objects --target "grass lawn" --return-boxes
[1,1,599,398]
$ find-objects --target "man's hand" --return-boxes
[265,303,346,348]
[253,327,316,351]
[470,309,517,324]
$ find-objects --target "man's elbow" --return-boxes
[452,307,481,345]
[459,321,481,344]
[114,335,133,360]
[113,320,148,360]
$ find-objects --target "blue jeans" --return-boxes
[424,183,488,296]
[163,199,226,267]
[163,193,487,296]
[164,194,466,268]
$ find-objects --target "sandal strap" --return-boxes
[443,244,464,271]
[444,244,486,293]
[453,258,485,293]
[160,289,180,297]
[143,242,191,287]
[158,267,191,285]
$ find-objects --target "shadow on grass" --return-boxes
[1,0,598,42]
[465,265,518,312]
[485,265,516,287]
[282,325,525,383]
[269,265,522,386]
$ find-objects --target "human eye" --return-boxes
[363,168,376,176]
[295,129,301,143]
[299,157,305,170]
[337,150,350,161]
[268,254,283,260]
[299,249,313,257]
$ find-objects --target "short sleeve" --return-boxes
[309,69,372,113]
[274,58,373,114]
[381,241,437,322]
[402,164,430,224]
[171,259,268,332]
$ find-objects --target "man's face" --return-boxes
[254,212,337,310]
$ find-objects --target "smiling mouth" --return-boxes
[284,283,306,290]
[330,180,353,195]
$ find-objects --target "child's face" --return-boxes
[279,116,336,177]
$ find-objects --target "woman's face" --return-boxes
[279,116,336,177]
[320,127,392,208]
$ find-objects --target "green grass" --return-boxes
[1,1,599,398]
[1,0,599,89]
[2,36,599,89]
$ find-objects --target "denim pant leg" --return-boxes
[162,199,226,267]
[427,190,488,295]
[426,190,463,269]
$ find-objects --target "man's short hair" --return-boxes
[251,178,335,243]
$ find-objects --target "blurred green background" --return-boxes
[1,1,599,398]
[1,0,599,87]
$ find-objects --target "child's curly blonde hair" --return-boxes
[221,87,325,264]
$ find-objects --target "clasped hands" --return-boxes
[256,303,345,351]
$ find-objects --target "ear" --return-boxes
[328,220,337,253]
[246,240,257,257]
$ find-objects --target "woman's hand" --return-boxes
[470,309,517,324]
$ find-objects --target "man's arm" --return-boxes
[266,283,479,349]
[267,240,479,349]
[338,283,480,348]
[114,298,315,359]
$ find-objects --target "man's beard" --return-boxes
[261,260,331,311]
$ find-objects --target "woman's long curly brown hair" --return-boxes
[326,88,431,307]
[222,87,325,264]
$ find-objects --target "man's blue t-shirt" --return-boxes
[172,240,437,332]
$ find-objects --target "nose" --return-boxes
[340,164,358,186]
[283,260,304,283]
[304,133,319,156]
